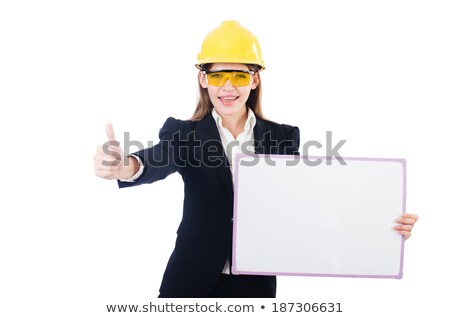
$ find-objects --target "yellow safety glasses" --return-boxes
[202,70,255,87]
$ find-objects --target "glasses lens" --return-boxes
[206,71,251,87]
[207,72,226,86]
[231,72,251,86]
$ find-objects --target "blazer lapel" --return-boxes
[195,113,274,199]
[253,118,273,154]
[196,112,233,199]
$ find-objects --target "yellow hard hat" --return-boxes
[196,20,265,70]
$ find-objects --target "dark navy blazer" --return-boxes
[118,111,300,297]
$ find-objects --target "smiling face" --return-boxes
[199,63,259,122]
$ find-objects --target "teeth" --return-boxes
[221,97,237,100]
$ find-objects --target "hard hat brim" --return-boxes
[195,57,265,71]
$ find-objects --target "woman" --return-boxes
[93,21,418,297]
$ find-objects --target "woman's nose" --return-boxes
[223,79,235,90]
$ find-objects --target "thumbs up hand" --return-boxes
[105,122,117,143]
[94,123,137,180]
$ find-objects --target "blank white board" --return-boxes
[232,155,406,279]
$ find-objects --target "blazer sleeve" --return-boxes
[117,117,183,189]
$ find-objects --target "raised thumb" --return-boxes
[105,123,117,142]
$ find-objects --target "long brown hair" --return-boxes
[190,64,267,121]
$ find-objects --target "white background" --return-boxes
[0,0,448,317]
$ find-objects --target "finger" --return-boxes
[397,217,417,225]
[94,155,118,166]
[97,143,122,160]
[397,213,418,225]
[96,144,119,155]
[393,224,413,231]
[94,169,116,179]
[396,230,411,240]
[94,152,118,164]
[101,157,121,167]
[400,213,418,221]
[94,161,119,171]
[105,123,117,142]
[108,145,123,157]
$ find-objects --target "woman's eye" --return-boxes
[210,73,223,79]
[235,73,248,79]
